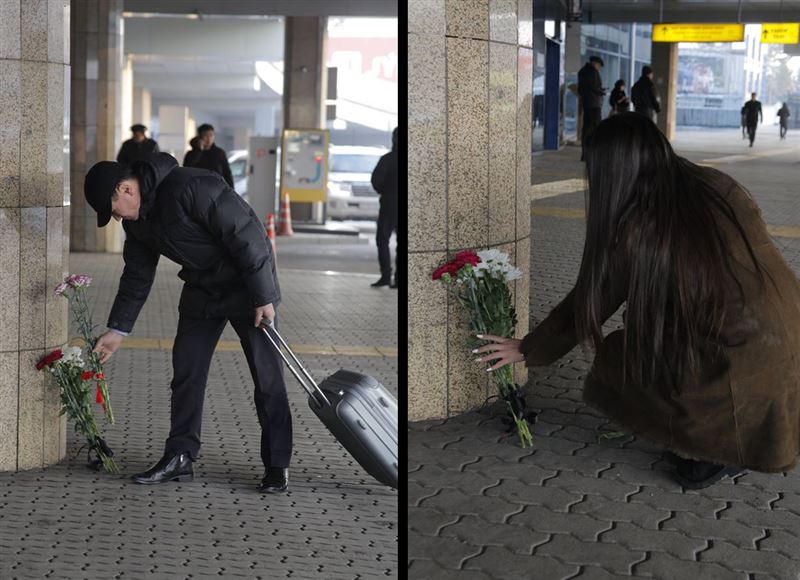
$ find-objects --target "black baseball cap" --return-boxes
[84,161,125,227]
[131,124,147,133]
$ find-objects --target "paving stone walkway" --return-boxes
[408,129,800,579]
[0,252,398,579]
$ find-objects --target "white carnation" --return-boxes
[61,345,84,367]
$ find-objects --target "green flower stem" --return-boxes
[49,365,119,474]
[68,288,115,424]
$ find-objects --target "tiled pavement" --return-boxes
[408,129,800,579]
[0,249,398,579]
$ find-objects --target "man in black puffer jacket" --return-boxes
[183,123,235,187]
[84,152,291,493]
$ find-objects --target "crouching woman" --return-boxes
[478,112,800,489]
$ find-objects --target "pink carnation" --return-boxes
[65,274,92,289]
[54,282,68,297]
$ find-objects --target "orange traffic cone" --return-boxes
[265,213,277,264]
[277,192,294,236]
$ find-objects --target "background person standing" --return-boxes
[742,93,763,147]
[370,127,398,289]
[577,56,605,161]
[631,66,660,122]
[608,80,630,116]
[777,102,791,140]
[183,124,234,187]
[117,124,159,166]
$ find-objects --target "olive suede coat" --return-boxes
[520,169,800,473]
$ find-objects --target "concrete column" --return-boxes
[132,87,152,129]
[157,105,190,159]
[652,42,678,141]
[408,0,533,420]
[70,0,124,253]
[282,16,328,222]
[0,0,70,471]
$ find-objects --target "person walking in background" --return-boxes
[777,102,790,140]
[578,56,605,161]
[370,127,398,289]
[742,93,763,147]
[475,112,800,490]
[117,124,159,166]
[83,152,291,493]
[183,136,202,167]
[741,105,748,139]
[183,124,234,187]
[631,66,660,122]
[608,80,630,116]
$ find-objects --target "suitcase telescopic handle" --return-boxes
[260,321,331,408]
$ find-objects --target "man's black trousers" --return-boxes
[377,205,398,279]
[747,123,758,145]
[164,313,293,468]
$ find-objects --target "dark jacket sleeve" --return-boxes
[591,69,604,97]
[184,175,279,307]
[371,155,389,195]
[647,80,660,113]
[116,142,130,165]
[107,230,160,333]
[519,255,628,367]
[218,149,234,187]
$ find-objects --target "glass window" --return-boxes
[330,153,381,173]
[230,158,247,179]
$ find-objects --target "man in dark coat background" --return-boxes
[577,56,605,161]
[631,65,661,121]
[370,127,398,288]
[742,92,763,147]
[116,124,159,166]
[183,123,235,187]
[83,152,291,493]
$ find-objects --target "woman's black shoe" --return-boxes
[131,452,194,484]
[371,277,391,287]
[672,456,744,490]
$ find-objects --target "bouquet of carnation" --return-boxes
[36,274,118,473]
[37,346,118,473]
[433,249,535,447]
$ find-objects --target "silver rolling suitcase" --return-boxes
[261,323,398,489]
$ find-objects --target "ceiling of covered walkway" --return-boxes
[535,0,800,23]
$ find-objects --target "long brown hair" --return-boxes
[575,113,763,391]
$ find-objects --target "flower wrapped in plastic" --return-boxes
[433,250,535,447]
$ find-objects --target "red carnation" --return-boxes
[36,349,63,371]
[95,373,105,380]
[432,263,454,280]
[96,385,104,405]
[81,371,94,381]
[453,250,480,267]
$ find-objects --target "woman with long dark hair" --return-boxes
[476,112,800,489]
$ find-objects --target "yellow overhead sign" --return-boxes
[761,23,800,44]
[652,23,744,43]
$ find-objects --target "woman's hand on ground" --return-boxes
[472,334,525,371]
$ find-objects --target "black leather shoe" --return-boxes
[672,457,744,490]
[371,277,391,288]
[259,467,289,493]
[131,452,194,485]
